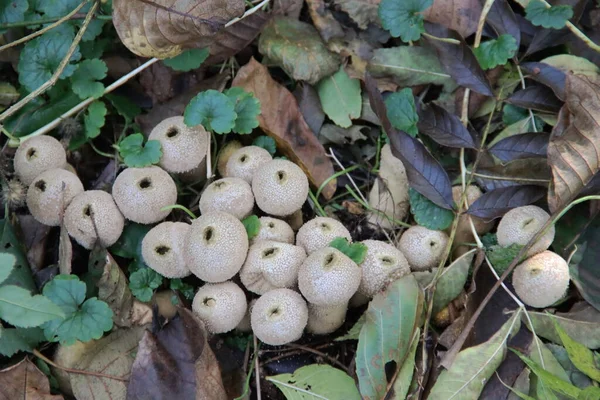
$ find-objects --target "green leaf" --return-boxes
[579,386,600,400]
[163,48,209,72]
[84,100,107,139]
[329,237,367,265]
[392,329,420,399]
[0,285,64,328]
[529,337,571,400]
[184,90,237,134]
[432,249,475,315]
[169,279,194,300]
[268,364,361,400]
[336,313,365,341]
[110,223,152,260]
[384,88,418,137]
[38,0,83,17]
[0,253,16,285]
[378,0,434,42]
[0,327,45,357]
[553,317,600,381]
[525,0,573,29]
[70,59,107,99]
[253,136,277,155]
[486,243,524,275]
[0,0,28,29]
[317,66,361,128]
[106,93,141,123]
[409,188,454,230]
[118,133,162,168]
[80,37,110,59]
[0,219,36,291]
[547,343,593,390]
[225,87,261,134]
[129,268,163,302]
[474,34,519,70]
[356,274,423,399]
[242,215,261,240]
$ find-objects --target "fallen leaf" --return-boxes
[489,132,549,162]
[232,58,336,199]
[477,158,552,189]
[334,0,379,29]
[466,185,546,220]
[206,13,269,65]
[17,215,50,274]
[0,358,63,400]
[541,54,600,77]
[293,83,325,135]
[96,250,135,328]
[521,62,566,100]
[422,0,482,38]
[0,218,37,292]
[319,124,368,145]
[417,103,477,149]
[306,0,345,42]
[317,66,362,128]
[507,85,563,113]
[432,249,476,315]
[268,364,361,399]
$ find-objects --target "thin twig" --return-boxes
[466,170,550,184]
[329,148,368,204]
[224,0,270,28]
[33,349,129,382]
[285,343,352,375]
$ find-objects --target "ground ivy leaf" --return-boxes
[225,87,261,134]
[184,89,237,134]
[0,327,45,357]
[38,0,83,17]
[475,34,518,70]
[525,0,573,29]
[486,243,523,275]
[385,88,418,137]
[253,136,277,155]
[0,0,28,29]
[163,48,209,72]
[378,0,433,42]
[83,100,107,139]
[169,279,195,300]
[0,285,65,328]
[409,188,454,230]
[317,66,362,128]
[0,253,16,285]
[329,237,367,264]
[242,215,261,240]
[42,275,85,315]
[70,58,107,99]
[118,133,162,168]
[129,269,163,302]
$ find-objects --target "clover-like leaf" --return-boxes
[70,58,107,99]
[184,89,237,134]
[129,268,163,302]
[84,100,107,139]
[525,0,573,29]
[474,34,518,70]
[225,87,261,134]
[118,133,162,168]
[409,188,454,231]
[242,215,261,240]
[163,48,209,72]
[253,136,277,155]
[378,0,433,42]
[329,237,368,264]
[385,88,418,137]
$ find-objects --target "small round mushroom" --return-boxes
[192,281,247,334]
[64,190,125,249]
[142,222,191,278]
[14,136,67,185]
[148,116,209,173]
[512,251,569,308]
[112,166,178,224]
[240,240,306,294]
[359,240,410,297]
[199,177,254,220]
[497,205,555,257]
[298,247,361,306]
[306,302,347,335]
[26,169,84,226]
[296,217,352,254]
[252,159,309,217]
[217,140,243,177]
[251,288,308,345]
[251,217,295,244]
[226,145,273,183]
[397,226,449,271]
[185,211,249,282]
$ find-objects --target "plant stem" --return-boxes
[33,349,128,382]
[315,165,360,199]
[160,204,197,219]
[0,13,111,30]
[308,190,327,217]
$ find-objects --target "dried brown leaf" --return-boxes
[422,0,482,38]
[334,0,379,29]
[97,251,135,328]
[58,224,72,275]
[306,0,345,42]
[0,358,63,400]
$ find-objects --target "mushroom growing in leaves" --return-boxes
[14,135,67,185]
[27,168,84,226]
[252,159,309,217]
[306,303,348,335]
[497,205,555,257]
[296,217,352,254]
[512,251,569,308]
[192,281,247,333]
[251,288,308,345]
[251,217,295,244]
[142,221,191,278]
[359,239,410,297]
[397,226,449,271]
[226,145,272,183]
[199,177,254,220]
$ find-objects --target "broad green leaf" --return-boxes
[0,327,45,356]
[84,100,107,139]
[384,88,418,137]
[43,274,85,314]
[529,336,570,400]
[184,90,237,134]
[129,268,163,302]
[553,318,600,381]
[253,136,277,155]
[486,243,523,275]
[336,313,365,341]
[225,87,261,134]
[541,55,600,77]
[408,188,454,231]
[110,223,152,260]
[547,344,593,390]
[38,0,84,17]
[163,48,209,72]
[329,237,367,265]
[475,34,519,70]
[268,364,361,400]
[118,133,162,168]
[378,0,433,42]
[242,215,261,240]
[317,67,361,128]
[170,279,195,300]
[0,285,65,327]
[0,253,16,285]
[356,274,423,399]
[432,249,475,315]
[391,329,419,400]
[106,93,141,123]
[579,386,600,400]
[0,219,36,291]
[525,0,573,29]
[429,309,522,399]
[80,36,110,59]
[70,59,107,99]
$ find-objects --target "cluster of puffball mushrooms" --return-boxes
[13,116,569,345]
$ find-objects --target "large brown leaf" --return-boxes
[232,58,336,199]
[422,0,482,38]
[0,359,63,400]
[548,74,600,212]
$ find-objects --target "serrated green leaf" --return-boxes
[43,274,85,314]
[486,243,523,275]
[163,48,209,72]
[385,88,418,137]
[184,90,237,134]
[38,0,83,17]
[475,34,519,70]
[0,285,65,327]
[80,37,110,59]
[0,0,28,29]
[118,133,162,167]
[0,327,45,357]
[70,59,107,99]
[553,317,600,382]
[0,253,16,285]
[409,188,454,230]
[106,93,141,122]
[329,237,367,264]
[79,19,105,42]
[317,66,361,128]
[378,0,433,42]
[242,215,261,240]
[225,87,261,134]
[432,249,475,315]
[129,268,163,302]
[525,0,573,29]
[253,136,277,155]
[84,100,107,139]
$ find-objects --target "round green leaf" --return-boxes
[184,90,237,134]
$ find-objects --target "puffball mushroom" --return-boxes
[240,240,306,294]
[199,177,254,220]
[512,251,570,308]
[148,116,209,173]
[64,190,125,249]
[14,135,67,185]
[26,169,84,226]
[251,217,295,244]
[112,166,177,224]
[296,217,352,254]
[497,205,555,257]
[397,226,449,271]
[359,240,410,297]
[298,247,361,305]
[142,222,191,278]
[217,140,242,177]
[192,281,247,334]
[226,145,272,183]
[185,211,249,282]
[251,288,308,345]
[452,185,494,235]
[306,303,347,335]
[252,159,309,217]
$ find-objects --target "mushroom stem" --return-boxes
[306,302,348,335]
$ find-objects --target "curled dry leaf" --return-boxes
[422,0,482,38]
[0,358,63,400]
[232,58,336,199]
[96,250,135,328]
[306,0,344,42]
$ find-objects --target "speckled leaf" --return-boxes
[390,329,420,400]
[432,249,476,315]
[334,0,379,29]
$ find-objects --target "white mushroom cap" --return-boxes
[452,185,494,235]
[148,116,209,173]
[26,169,84,226]
[64,190,125,249]
[359,240,410,297]
[252,159,309,217]
[296,217,352,254]
[185,211,249,282]
[226,145,273,183]
[217,140,242,177]
[251,288,308,345]
[240,240,306,294]
[141,222,191,278]
[192,281,248,333]
[298,247,361,305]
[199,177,254,220]
[14,136,67,185]
[397,226,449,271]
[497,205,555,257]
[251,217,295,245]
[306,302,347,335]
[112,166,178,224]
[512,251,569,308]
